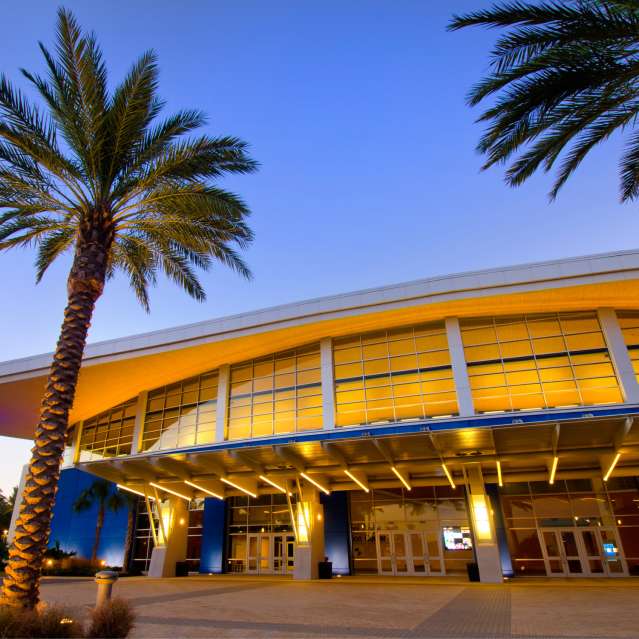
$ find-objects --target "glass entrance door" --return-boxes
[540,528,627,577]
[246,533,295,575]
[376,531,444,576]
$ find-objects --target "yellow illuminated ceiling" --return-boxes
[1,278,639,439]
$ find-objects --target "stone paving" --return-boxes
[38,575,639,638]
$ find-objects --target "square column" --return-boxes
[465,463,503,583]
[320,338,336,430]
[294,487,325,580]
[147,496,189,578]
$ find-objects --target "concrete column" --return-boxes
[464,463,503,583]
[216,365,230,442]
[320,338,336,430]
[63,420,83,467]
[294,487,325,580]
[147,496,189,578]
[130,391,148,455]
[7,464,29,544]
[598,308,639,404]
[445,317,474,416]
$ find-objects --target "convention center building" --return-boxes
[2,250,639,582]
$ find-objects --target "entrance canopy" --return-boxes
[84,407,639,498]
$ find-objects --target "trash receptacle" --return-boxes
[466,562,480,582]
[318,560,332,579]
[175,561,188,577]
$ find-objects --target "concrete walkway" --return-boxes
[38,575,639,638]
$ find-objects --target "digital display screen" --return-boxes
[443,526,472,551]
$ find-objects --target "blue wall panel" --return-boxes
[200,497,226,573]
[320,491,351,575]
[49,468,128,567]
[486,483,514,577]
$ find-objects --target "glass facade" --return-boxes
[617,311,639,383]
[78,398,137,462]
[350,486,471,575]
[501,478,636,576]
[226,494,297,573]
[227,344,322,440]
[186,499,204,572]
[141,371,218,451]
[460,312,622,413]
[333,323,458,427]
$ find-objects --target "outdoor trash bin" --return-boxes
[466,562,480,582]
[318,560,332,579]
[175,561,188,577]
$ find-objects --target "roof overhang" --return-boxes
[82,406,639,496]
[2,249,639,439]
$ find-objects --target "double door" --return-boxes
[247,533,295,575]
[540,527,627,577]
[377,530,444,576]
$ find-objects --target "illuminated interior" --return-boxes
[141,371,218,451]
[460,312,622,413]
[333,322,458,427]
[227,344,322,440]
[78,397,137,462]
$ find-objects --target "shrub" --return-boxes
[0,604,82,638]
[85,598,135,639]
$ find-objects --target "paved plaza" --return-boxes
[36,575,639,638]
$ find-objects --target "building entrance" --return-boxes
[376,530,444,576]
[539,527,627,577]
[245,533,295,575]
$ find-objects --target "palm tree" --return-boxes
[73,479,130,564]
[448,1,639,200]
[1,9,257,608]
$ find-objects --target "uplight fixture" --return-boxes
[220,477,257,498]
[391,466,411,491]
[184,480,224,500]
[300,472,330,495]
[442,463,456,489]
[259,475,289,495]
[117,484,152,499]
[149,482,191,501]
[344,469,369,493]
[549,456,559,485]
[603,453,621,482]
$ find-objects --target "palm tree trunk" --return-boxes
[92,503,104,563]
[2,223,111,609]
[122,505,135,574]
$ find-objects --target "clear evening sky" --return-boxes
[1,1,638,496]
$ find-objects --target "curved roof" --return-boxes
[2,249,639,439]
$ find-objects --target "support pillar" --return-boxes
[445,317,474,416]
[147,496,189,578]
[320,338,335,430]
[216,365,230,442]
[598,308,639,404]
[294,487,325,580]
[465,463,503,583]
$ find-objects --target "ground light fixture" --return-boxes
[149,481,191,501]
[184,480,224,500]
[603,453,622,482]
[220,477,257,498]
[549,456,559,485]
[391,466,411,491]
[259,474,291,495]
[442,464,456,489]
[300,472,330,495]
[344,469,369,493]
[496,461,503,487]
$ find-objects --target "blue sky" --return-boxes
[1,1,638,495]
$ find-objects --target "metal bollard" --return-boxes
[94,570,118,607]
